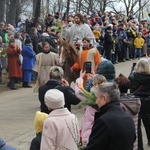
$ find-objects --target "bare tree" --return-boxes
[66,0,71,14]
[46,0,49,14]
[6,0,17,25]
[108,0,149,20]
[33,0,36,17]
[0,0,6,22]
[33,0,41,27]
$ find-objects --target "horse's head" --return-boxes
[59,40,78,65]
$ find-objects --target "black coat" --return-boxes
[104,32,114,50]
[85,101,135,150]
[30,133,41,150]
[129,72,150,96]
[39,79,80,114]
[129,72,150,115]
[30,34,39,54]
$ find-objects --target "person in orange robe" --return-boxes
[71,37,101,85]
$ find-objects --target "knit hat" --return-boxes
[34,111,48,133]
[45,89,65,109]
[25,38,32,45]
[96,57,116,82]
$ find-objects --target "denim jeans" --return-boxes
[134,48,142,58]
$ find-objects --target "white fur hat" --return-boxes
[44,89,65,109]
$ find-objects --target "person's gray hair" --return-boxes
[49,66,64,80]
[134,58,150,74]
[93,82,120,102]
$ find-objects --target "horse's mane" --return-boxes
[59,40,78,57]
[59,40,80,84]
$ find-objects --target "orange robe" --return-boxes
[72,47,101,85]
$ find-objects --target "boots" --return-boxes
[22,82,32,88]
[9,77,18,90]
[142,116,150,146]
[0,69,4,84]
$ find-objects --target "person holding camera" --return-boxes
[71,37,101,85]
[129,58,150,149]
[39,66,80,114]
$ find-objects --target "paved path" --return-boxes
[0,59,149,150]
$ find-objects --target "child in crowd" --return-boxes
[30,111,48,150]
[75,72,107,145]
[134,32,144,59]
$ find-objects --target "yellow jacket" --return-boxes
[93,30,100,39]
[134,37,144,48]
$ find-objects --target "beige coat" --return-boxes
[40,108,79,150]
[33,52,59,92]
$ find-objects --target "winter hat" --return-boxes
[25,38,32,45]
[96,57,116,82]
[34,111,48,133]
[45,89,65,109]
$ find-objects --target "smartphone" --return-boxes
[84,61,92,73]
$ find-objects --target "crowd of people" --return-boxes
[0,11,150,150]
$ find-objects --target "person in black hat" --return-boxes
[103,26,114,61]
[22,38,36,87]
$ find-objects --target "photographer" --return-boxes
[39,66,80,114]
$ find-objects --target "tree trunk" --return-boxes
[33,0,41,27]
[33,0,36,17]
[46,0,49,15]
[78,0,82,12]
[15,0,21,27]
[138,0,142,21]
[6,0,17,25]
[66,0,70,14]
[0,0,6,22]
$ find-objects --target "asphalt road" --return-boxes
[0,59,149,150]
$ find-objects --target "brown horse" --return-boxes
[59,40,80,84]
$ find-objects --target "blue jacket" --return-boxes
[22,45,36,70]
[117,28,128,42]
[0,138,16,150]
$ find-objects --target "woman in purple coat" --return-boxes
[22,38,36,87]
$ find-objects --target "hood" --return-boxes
[120,94,141,115]
[133,73,150,84]
[34,111,48,133]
